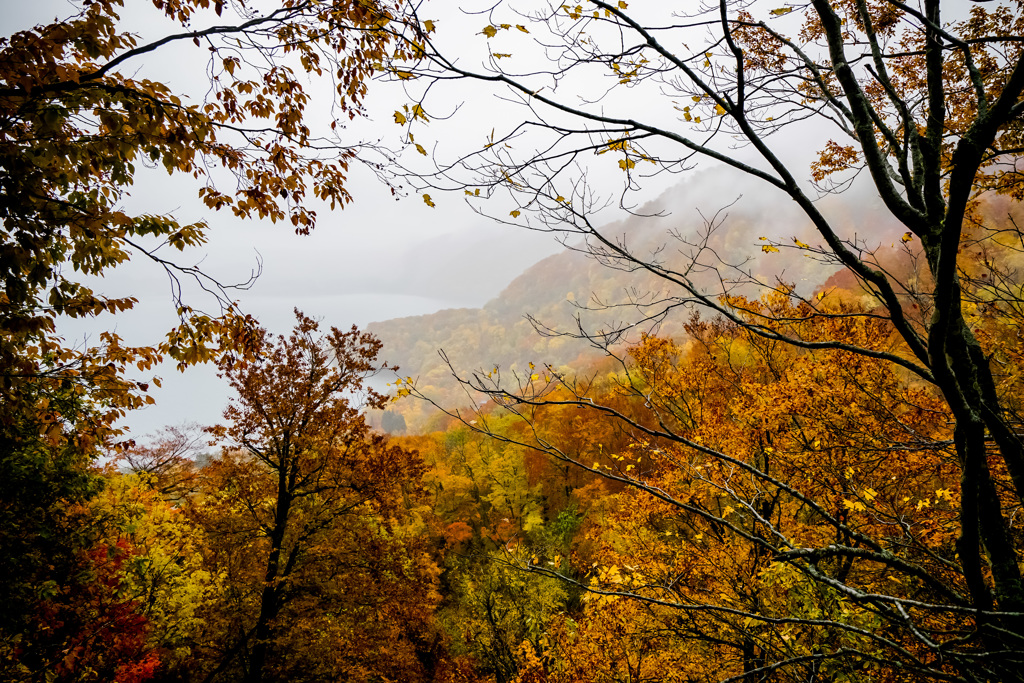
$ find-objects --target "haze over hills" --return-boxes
[368,169,905,431]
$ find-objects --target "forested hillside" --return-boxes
[370,173,904,430]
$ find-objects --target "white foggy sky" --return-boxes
[3,0,839,438]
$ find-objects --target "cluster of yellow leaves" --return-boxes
[482,23,530,38]
[562,1,628,21]
[90,472,221,668]
[811,140,861,182]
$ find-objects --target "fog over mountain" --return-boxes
[368,167,904,431]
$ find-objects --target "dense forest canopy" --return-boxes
[388,0,1024,678]
[3,0,1024,682]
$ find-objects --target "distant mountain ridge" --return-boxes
[368,170,901,431]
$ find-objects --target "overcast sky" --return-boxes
[3,0,835,439]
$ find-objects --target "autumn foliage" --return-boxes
[5,0,1024,682]
[401,267,1016,681]
[194,312,438,683]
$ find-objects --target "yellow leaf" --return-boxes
[694,116,701,123]
[415,143,427,155]
[793,238,810,249]
[761,244,780,253]
[618,0,628,7]
[530,373,539,380]
[692,95,702,102]
[423,194,435,208]
[510,209,521,218]
[412,103,427,121]
[770,7,793,15]
[516,24,529,33]
[618,158,636,170]
[555,195,566,202]
[901,231,914,243]
[715,103,726,115]
[424,19,436,32]
[482,25,498,37]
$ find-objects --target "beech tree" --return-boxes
[391,0,1024,680]
[196,311,436,683]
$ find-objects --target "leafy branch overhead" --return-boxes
[0,0,414,449]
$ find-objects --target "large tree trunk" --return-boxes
[244,466,292,683]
